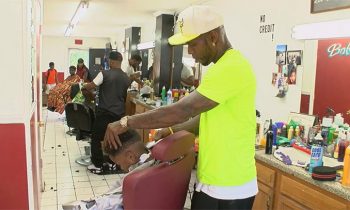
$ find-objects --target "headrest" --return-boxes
[151,130,195,162]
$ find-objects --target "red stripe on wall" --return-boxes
[0,124,29,210]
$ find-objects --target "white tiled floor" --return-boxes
[40,109,194,210]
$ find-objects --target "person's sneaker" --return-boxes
[103,163,125,175]
[87,164,103,175]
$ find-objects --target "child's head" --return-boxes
[69,66,76,76]
[103,129,145,172]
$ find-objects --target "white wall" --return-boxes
[201,0,350,122]
[41,36,110,76]
[112,0,350,122]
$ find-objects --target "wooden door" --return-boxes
[252,182,273,210]
[276,195,311,210]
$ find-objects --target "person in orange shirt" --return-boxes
[43,62,58,94]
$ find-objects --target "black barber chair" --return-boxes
[65,102,95,166]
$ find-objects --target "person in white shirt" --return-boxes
[181,63,195,87]
[123,54,144,87]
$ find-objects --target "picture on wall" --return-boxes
[272,73,277,86]
[287,50,302,65]
[276,44,287,65]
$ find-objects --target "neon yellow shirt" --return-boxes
[196,49,257,186]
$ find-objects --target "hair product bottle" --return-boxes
[265,119,273,154]
[342,145,350,187]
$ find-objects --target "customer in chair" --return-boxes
[62,129,154,210]
[82,51,133,175]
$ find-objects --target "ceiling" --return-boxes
[43,0,206,38]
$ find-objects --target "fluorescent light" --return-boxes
[137,41,155,50]
[292,19,350,40]
[64,25,73,37]
[64,0,89,37]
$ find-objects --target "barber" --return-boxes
[104,6,257,210]
[83,51,131,175]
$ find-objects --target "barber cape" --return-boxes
[85,155,154,210]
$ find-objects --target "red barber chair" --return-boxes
[123,131,195,210]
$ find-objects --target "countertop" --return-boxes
[255,149,350,201]
[130,92,350,201]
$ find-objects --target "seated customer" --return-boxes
[47,66,81,114]
[62,129,155,210]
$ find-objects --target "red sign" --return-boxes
[313,39,350,123]
[75,39,83,45]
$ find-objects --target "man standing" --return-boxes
[180,63,195,87]
[123,54,143,87]
[43,62,59,94]
[104,6,257,209]
[83,51,131,174]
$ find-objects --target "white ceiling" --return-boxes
[43,0,206,38]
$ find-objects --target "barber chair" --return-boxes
[65,102,95,166]
[123,131,195,210]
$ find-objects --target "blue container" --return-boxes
[309,139,324,173]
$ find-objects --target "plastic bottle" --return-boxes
[342,145,350,187]
[281,124,287,138]
[334,113,344,126]
[265,119,273,155]
[295,126,300,137]
[288,126,294,140]
[161,86,166,102]
[309,133,324,173]
[166,89,172,105]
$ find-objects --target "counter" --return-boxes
[255,150,350,201]
[254,149,350,210]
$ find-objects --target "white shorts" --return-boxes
[45,83,56,94]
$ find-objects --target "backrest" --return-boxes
[65,102,94,132]
[123,131,195,210]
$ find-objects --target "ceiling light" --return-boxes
[64,0,89,37]
[137,41,155,50]
[292,18,350,40]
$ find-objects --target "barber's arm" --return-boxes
[104,90,217,149]
[154,115,200,141]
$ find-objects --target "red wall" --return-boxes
[0,124,29,210]
[314,39,350,123]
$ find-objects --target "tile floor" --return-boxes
[40,109,194,210]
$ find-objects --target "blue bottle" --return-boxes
[309,133,324,173]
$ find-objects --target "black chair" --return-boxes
[65,102,95,166]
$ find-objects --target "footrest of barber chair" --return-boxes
[75,155,91,166]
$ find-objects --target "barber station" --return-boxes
[2,0,350,210]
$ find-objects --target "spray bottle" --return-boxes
[265,119,274,154]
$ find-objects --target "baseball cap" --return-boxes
[168,5,224,45]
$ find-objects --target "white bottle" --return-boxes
[334,113,344,126]
[167,89,172,105]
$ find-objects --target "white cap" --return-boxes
[168,5,224,45]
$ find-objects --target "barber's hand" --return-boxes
[104,121,127,149]
[154,128,172,141]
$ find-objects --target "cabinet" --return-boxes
[134,103,150,143]
[254,160,350,210]
[276,195,311,210]
[253,162,275,210]
[252,182,273,210]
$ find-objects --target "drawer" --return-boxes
[256,162,276,188]
[280,175,347,210]
[135,104,145,114]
